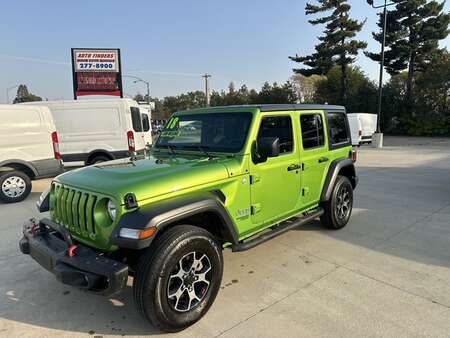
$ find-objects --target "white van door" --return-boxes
[141,112,153,145]
[360,114,377,142]
[130,107,147,151]
[346,114,361,146]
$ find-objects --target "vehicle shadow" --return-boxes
[1,275,164,336]
[290,160,450,271]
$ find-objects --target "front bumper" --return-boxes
[19,218,128,296]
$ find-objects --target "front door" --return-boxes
[299,111,329,208]
[250,114,302,225]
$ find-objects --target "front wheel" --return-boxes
[0,171,32,203]
[133,225,223,332]
[320,175,353,229]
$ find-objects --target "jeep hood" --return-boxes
[55,154,231,204]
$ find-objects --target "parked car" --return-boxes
[20,104,357,331]
[0,104,62,203]
[23,98,152,165]
[347,113,378,146]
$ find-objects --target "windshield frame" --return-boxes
[154,112,254,155]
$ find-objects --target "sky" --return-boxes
[0,0,449,103]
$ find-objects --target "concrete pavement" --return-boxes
[1,136,450,337]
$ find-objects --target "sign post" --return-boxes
[71,48,123,99]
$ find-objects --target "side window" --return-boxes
[142,113,150,132]
[130,107,142,132]
[327,112,350,146]
[300,114,325,149]
[258,116,293,154]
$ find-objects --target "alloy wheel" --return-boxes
[336,185,351,220]
[167,251,211,312]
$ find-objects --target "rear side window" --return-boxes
[300,114,325,149]
[131,107,142,132]
[258,116,293,154]
[142,113,150,132]
[327,112,350,146]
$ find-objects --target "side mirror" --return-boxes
[257,137,280,159]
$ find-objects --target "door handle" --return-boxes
[318,157,329,163]
[287,164,302,171]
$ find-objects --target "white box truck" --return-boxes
[0,104,62,203]
[347,113,378,146]
[24,98,152,165]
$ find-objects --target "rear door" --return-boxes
[299,111,329,209]
[130,106,146,150]
[141,112,153,145]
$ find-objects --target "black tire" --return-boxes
[320,175,353,230]
[133,225,223,332]
[87,155,110,165]
[0,171,32,203]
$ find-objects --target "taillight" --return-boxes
[350,149,357,162]
[358,130,362,136]
[51,131,61,160]
[127,131,135,152]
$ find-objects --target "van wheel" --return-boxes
[87,155,110,165]
[0,171,32,203]
[320,175,353,229]
[133,225,223,332]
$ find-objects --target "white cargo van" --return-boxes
[0,104,62,203]
[24,98,152,165]
[347,113,378,146]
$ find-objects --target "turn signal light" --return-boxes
[139,227,157,239]
[119,226,157,240]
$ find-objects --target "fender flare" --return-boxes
[110,192,238,249]
[320,158,357,202]
[0,159,38,178]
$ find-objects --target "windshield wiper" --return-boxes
[184,145,215,159]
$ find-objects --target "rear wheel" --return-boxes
[87,155,110,165]
[320,175,353,229]
[133,225,223,332]
[0,171,32,203]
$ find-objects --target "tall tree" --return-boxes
[366,0,450,107]
[13,84,42,103]
[289,0,367,103]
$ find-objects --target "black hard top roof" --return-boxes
[178,104,345,114]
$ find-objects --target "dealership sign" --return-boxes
[71,48,123,98]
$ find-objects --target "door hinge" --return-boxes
[302,187,309,196]
[251,203,262,215]
[249,174,260,185]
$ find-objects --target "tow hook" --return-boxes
[67,244,78,257]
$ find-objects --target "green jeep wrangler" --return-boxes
[20,104,357,332]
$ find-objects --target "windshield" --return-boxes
[155,112,252,153]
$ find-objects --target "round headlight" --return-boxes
[107,199,117,220]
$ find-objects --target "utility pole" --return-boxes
[202,73,211,107]
[369,0,406,148]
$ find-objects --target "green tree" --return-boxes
[406,49,450,135]
[13,84,42,103]
[289,0,367,103]
[366,0,450,107]
[314,66,378,114]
